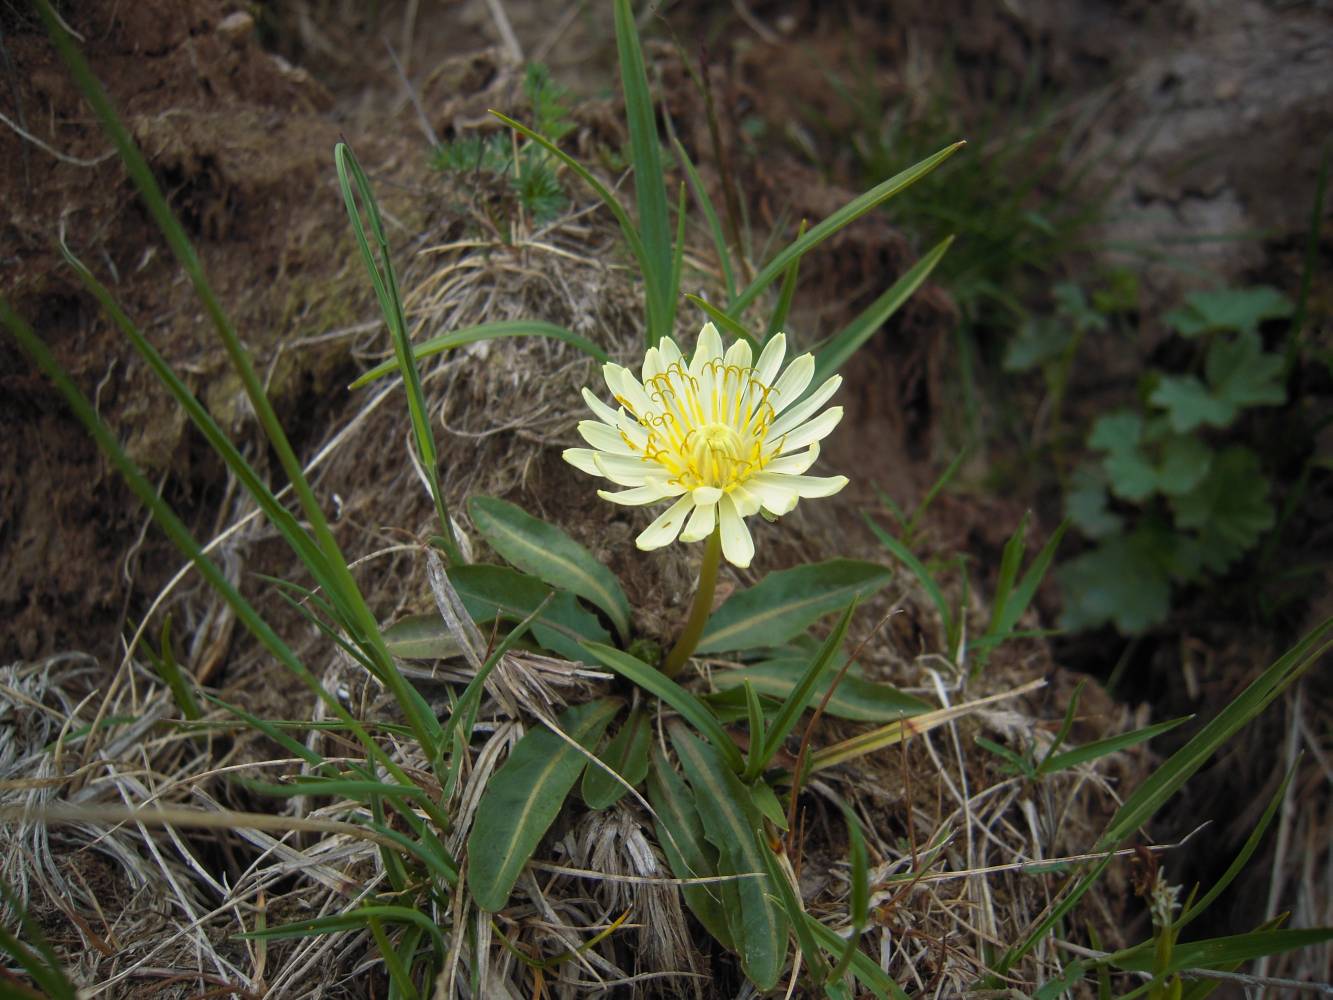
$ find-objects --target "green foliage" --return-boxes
[432,63,574,225]
[1059,286,1291,634]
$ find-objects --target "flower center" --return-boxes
[688,422,745,486]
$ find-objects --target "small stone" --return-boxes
[217,11,254,42]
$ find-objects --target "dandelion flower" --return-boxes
[564,322,848,568]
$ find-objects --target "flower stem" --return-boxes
[662,527,722,679]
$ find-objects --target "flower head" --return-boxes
[564,322,848,567]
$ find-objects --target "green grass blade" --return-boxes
[1040,715,1192,775]
[765,219,807,343]
[646,744,735,949]
[58,243,335,590]
[827,801,870,984]
[862,514,954,653]
[467,697,620,911]
[582,642,744,773]
[0,299,445,832]
[613,0,672,343]
[698,559,893,654]
[0,877,78,1000]
[147,615,201,721]
[993,618,1333,978]
[812,235,954,385]
[757,602,856,768]
[804,915,907,1000]
[368,917,420,1000]
[684,293,760,351]
[728,142,964,315]
[670,723,788,990]
[742,681,768,781]
[674,137,736,300]
[348,320,608,389]
[242,904,447,957]
[582,707,651,810]
[469,496,632,643]
[1100,617,1332,849]
[491,110,651,296]
[32,3,412,714]
[1180,764,1292,927]
[756,829,830,981]
[335,142,461,565]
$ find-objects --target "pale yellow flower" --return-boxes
[564,322,848,567]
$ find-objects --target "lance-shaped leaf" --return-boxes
[447,564,610,661]
[698,559,893,654]
[707,659,930,722]
[469,496,632,643]
[468,698,620,911]
[646,744,734,949]
[582,707,650,810]
[670,723,788,990]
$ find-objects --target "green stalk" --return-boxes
[662,528,722,679]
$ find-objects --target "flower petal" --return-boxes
[564,448,605,477]
[763,444,820,475]
[717,494,755,568]
[690,486,723,505]
[775,406,843,454]
[723,336,753,371]
[767,374,842,440]
[659,336,684,371]
[641,345,665,382]
[754,332,786,387]
[690,322,724,378]
[730,484,762,517]
[636,495,694,551]
[598,482,684,505]
[582,387,621,427]
[770,353,815,414]
[578,420,634,454]
[679,499,717,542]
[605,362,653,416]
[750,471,848,499]
[743,476,799,516]
[593,451,659,487]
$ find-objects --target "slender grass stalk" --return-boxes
[662,528,722,679]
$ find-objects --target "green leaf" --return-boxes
[447,564,611,661]
[469,496,632,643]
[241,904,447,956]
[670,723,788,990]
[582,707,650,810]
[812,235,954,385]
[708,659,930,722]
[348,320,609,389]
[613,0,673,343]
[1058,536,1172,634]
[1170,448,1274,566]
[766,219,807,343]
[1004,315,1075,372]
[581,642,745,773]
[1165,286,1293,337]
[467,697,620,911]
[382,613,465,660]
[646,745,734,949]
[757,602,857,768]
[1150,375,1235,434]
[684,293,761,351]
[1039,715,1191,774]
[805,915,907,1000]
[755,829,829,980]
[1115,928,1333,974]
[673,138,735,301]
[862,514,954,653]
[728,142,964,315]
[1205,330,1286,410]
[698,559,893,654]
[1156,435,1214,497]
[1088,410,1144,454]
[1066,465,1123,540]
